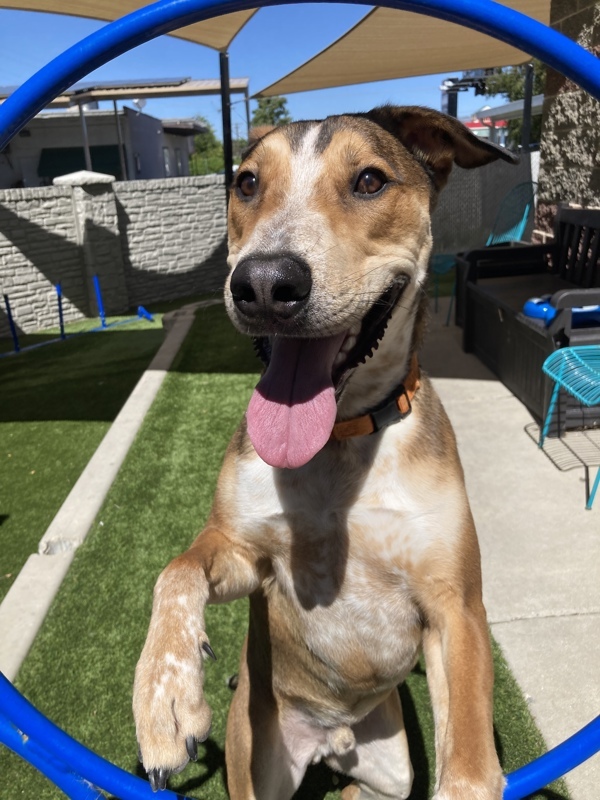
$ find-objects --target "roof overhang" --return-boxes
[0,77,250,109]
[475,94,545,123]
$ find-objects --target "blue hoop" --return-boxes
[1,0,600,149]
[1,1,599,797]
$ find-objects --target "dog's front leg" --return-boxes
[133,525,263,789]
[420,585,504,800]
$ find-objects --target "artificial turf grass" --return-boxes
[1,303,569,799]
[0,316,166,604]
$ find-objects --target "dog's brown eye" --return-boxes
[237,171,257,198]
[354,169,386,196]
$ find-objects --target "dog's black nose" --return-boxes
[230,255,312,321]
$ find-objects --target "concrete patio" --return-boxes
[422,297,600,800]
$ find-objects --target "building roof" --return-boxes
[20,107,207,136]
[475,95,545,122]
[0,77,249,109]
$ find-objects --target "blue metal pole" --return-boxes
[56,283,66,340]
[3,294,20,353]
[0,0,600,152]
[92,275,107,329]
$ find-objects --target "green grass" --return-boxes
[0,313,166,603]
[1,304,568,799]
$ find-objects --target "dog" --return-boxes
[133,106,516,799]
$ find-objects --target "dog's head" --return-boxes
[225,106,516,469]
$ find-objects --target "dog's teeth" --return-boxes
[343,335,357,354]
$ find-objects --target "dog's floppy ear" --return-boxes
[367,105,518,190]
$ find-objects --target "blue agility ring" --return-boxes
[1,0,600,147]
[1,1,600,798]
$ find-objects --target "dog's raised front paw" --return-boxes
[133,634,214,789]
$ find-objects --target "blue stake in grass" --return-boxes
[56,283,66,340]
[93,274,107,329]
[3,294,20,353]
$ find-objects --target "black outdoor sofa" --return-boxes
[456,205,600,429]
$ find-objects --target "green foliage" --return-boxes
[190,116,225,176]
[484,60,546,148]
[251,96,292,127]
[190,116,250,174]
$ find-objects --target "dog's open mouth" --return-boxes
[247,279,408,469]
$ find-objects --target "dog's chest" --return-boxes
[234,439,446,685]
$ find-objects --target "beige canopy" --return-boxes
[0,1,258,51]
[257,0,550,97]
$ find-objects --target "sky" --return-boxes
[0,5,499,141]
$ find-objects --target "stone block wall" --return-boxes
[115,174,227,308]
[1,162,536,338]
[0,186,88,336]
[0,174,227,337]
[536,0,600,233]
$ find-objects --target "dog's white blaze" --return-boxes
[237,124,331,265]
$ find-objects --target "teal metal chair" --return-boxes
[432,180,538,325]
[540,345,600,509]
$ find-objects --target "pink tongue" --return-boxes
[247,334,346,469]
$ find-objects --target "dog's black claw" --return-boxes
[137,744,143,764]
[186,735,198,762]
[202,642,217,661]
[148,767,169,792]
[228,673,239,690]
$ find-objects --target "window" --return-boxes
[162,147,171,178]
[175,148,183,176]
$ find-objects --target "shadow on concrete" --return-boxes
[420,297,498,382]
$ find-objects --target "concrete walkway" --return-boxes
[422,298,600,800]
[1,295,598,798]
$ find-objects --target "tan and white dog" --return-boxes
[133,106,516,799]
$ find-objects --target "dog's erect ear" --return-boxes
[240,125,277,161]
[248,125,276,145]
[367,105,518,190]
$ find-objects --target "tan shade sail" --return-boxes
[257,0,550,97]
[0,2,258,51]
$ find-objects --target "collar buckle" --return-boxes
[369,384,411,433]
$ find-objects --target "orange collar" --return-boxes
[330,354,421,441]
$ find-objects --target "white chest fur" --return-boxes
[231,421,461,691]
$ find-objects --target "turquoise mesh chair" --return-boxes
[432,180,538,324]
[540,345,600,510]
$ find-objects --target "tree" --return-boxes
[251,96,292,128]
[190,117,224,175]
[484,60,546,148]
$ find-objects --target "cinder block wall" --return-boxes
[0,159,537,338]
[0,174,228,337]
[0,186,89,335]
[536,0,600,232]
[115,174,227,308]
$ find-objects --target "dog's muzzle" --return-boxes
[230,255,312,323]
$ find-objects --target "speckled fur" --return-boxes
[134,106,515,799]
